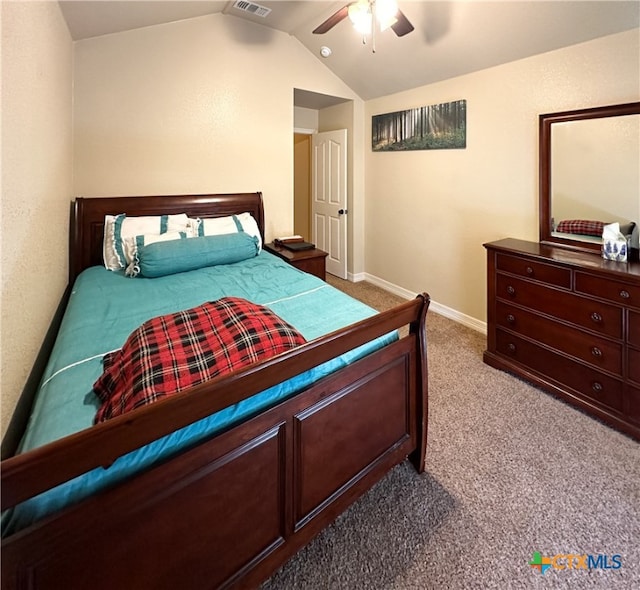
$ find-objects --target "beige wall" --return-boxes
[1,1,73,437]
[364,29,640,327]
[73,14,361,241]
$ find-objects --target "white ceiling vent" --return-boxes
[233,1,271,18]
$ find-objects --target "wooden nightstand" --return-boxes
[264,242,328,281]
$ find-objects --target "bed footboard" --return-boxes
[3,331,424,589]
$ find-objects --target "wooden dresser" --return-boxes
[484,238,640,439]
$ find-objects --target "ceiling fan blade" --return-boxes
[391,9,414,37]
[313,5,350,34]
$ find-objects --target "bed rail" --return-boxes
[1,294,429,512]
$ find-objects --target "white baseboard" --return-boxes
[361,273,487,335]
[426,301,487,335]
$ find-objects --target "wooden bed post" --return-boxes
[409,293,430,474]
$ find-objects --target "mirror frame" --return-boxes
[539,101,640,253]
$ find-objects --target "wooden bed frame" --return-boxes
[1,192,430,589]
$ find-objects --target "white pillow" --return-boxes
[103,213,193,271]
[196,212,262,251]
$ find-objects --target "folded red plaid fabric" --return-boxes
[93,297,306,422]
[556,219,606,237]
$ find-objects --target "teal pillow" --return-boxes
[136,233,259,278]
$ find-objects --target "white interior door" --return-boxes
[312,129,348,279]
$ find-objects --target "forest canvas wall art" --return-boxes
[372,99,466,151]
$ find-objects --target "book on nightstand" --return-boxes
[274,236,316,251]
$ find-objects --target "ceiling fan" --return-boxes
[313,0,414,38]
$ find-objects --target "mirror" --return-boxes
[539,102,640,256]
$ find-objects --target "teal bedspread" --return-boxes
[3,252,396,534]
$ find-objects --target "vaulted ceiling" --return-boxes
[59,1,640,102]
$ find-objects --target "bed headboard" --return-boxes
[70,192,265,283]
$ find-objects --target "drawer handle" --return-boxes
[506,286,516,296]
[591,382,603,393]
[620,290,630,299]
[525,266,534,276]
[591,347,602,358]
[506,314,516,324]
[590,312,602,323]
[507,343,517,353]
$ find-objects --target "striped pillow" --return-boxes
[196,213,262,252]
[103,213,194,271]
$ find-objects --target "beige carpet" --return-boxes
[262,277,640,590]
[325,274,407,309]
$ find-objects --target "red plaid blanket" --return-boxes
[556,219,605,237]
[93,297,306,422]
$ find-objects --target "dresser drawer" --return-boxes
[629,310,640,347]
[629,348,640,385]
[575,272,640,309]
[496,253,571,288]
[496,274,622,339]
[496,300,622,374]
[496,329,623,411]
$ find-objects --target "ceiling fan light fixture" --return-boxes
[376,0,399,31]
[312,0,413,45]
[348,0,372,35]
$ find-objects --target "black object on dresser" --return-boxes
[484,238,640,440]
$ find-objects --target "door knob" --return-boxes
[338,209,347,215]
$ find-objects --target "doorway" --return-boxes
[293,133,311,241]
[293,90,353,279]
[311,129,348,279]
[293,129,348,279]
